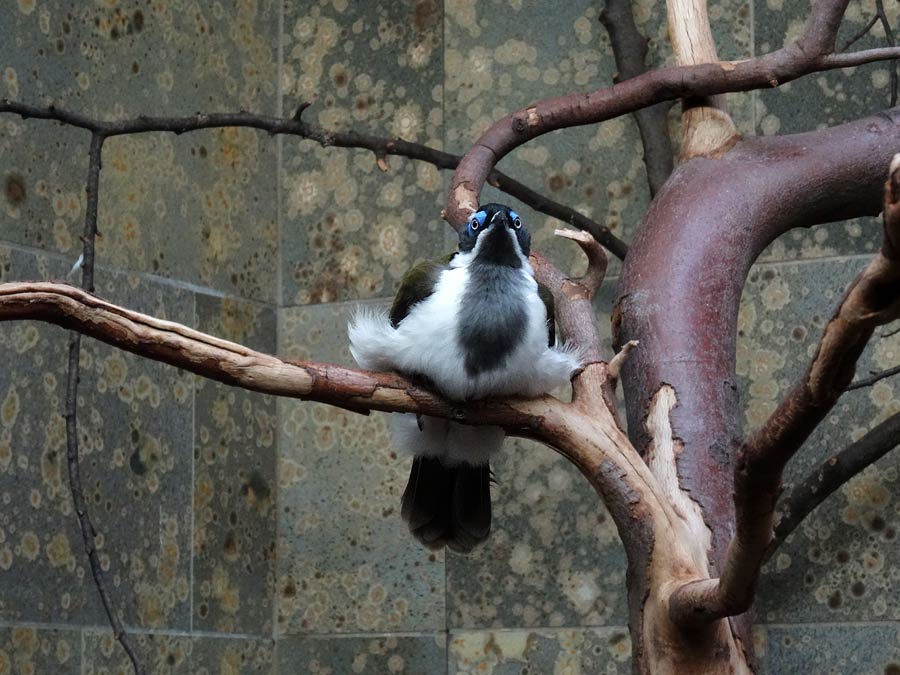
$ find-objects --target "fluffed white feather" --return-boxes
[348,227,581,467]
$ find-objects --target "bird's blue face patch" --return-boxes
[466,210,487,239]
[457,203,531,259]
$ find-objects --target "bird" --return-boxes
[348,203,581,553]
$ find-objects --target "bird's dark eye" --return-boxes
[471,219,480,231]
[513,217,522,229]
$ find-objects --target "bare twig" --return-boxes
[769,410,900,554]
[840,0,897,105]
[444,0,900,225]
[846,363,900,390]
[599,0,675,195]
[667,154,900,627]
[63,133,141,673]
[0,99,626,260]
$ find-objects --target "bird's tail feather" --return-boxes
[401,457,491,553]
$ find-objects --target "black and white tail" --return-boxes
[400,456,491,553]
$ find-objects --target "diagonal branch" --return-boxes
[769,410,900,554]
[0,280,667,561]
[667,154,900,626]
[599,0,675,195]
[846,363,900,390]
[0,99,626,259]
[444,0,900,225]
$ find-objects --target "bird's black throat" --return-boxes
[472,223,523,268]
[457,262,528,377]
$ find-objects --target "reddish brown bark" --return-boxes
[443,0,898,227]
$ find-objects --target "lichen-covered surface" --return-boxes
[741,257,900,623]
[1,0,900,672]
[0,1,280,302]
[277,302,445,635]
[193,295,277,635]
[449,627,632,674]
[277,634,445,674]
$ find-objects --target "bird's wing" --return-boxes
[389,253,456,327]
[538,282,556,347]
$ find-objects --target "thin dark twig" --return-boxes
[599,0,675,197]
[769,410,900,556]
[0,99,627,259]
[64,131,142,674]
[841,14,879,52]
[846,363,900,390]
[876,0,898,107]
[840,1,897,106]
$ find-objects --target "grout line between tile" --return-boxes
[274,4,286,671]
[189,294,197,634]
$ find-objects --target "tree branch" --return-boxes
[63,133,141,673]
[0,99,626,260]
[599,0,675,196]
[667,154,900,626]
[769,410,900,554]
[665,0,739,159]
[444,0,900,225]
[846,363,900,390]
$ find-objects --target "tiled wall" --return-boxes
[2,1,900,673]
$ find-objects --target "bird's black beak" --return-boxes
[489,210,512,229]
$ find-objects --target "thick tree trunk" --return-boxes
[614,108,900,674]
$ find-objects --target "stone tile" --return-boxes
[280,1,447,305]
[448,627,631,675]
[276,302,445,634]
[736,256,900,621]
[0,625,80,675]
[0,1,280,301]
[444,0,751,278]
[193,295,277,635]
[0,244,194,629]
[446,437,627,630]
[277,634,445,675]
[753,0,895,262]
[188,635,275,675]
[446,276,625,630]
[763,623,900,674]
[0,1,277,114]
[82,631,274,675]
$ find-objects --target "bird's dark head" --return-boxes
[457,203,531,267]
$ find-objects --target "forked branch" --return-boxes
[0,99,626,259]
[445,0,899,224]
[668,155,900,626]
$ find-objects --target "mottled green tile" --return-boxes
[736,256,900,621]
[0,1,280,301]
[83,632,274,675]
[763,624,900,674]
[280,1,446,305]
[187,635,275,675]
[0,0,277,114]
[446,437,627,629]
[754,0,894,262]
[444,0,751,277]
[193,295,276,635]
[277,634,445,675]
[276,302,444,634]
[449,627,631,674]
[0,245,194,629]
[0,625,80,675]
